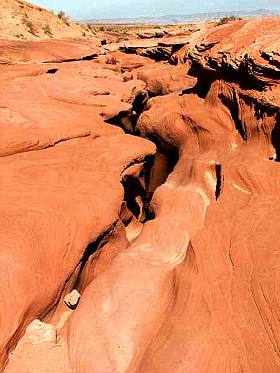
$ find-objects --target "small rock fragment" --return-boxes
[64,289,81,310]
[25,319,57,345]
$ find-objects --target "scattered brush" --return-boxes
[217,16,242,26]
[43,24,52,37]
[96,25,114,32]
[22,17,37,35]
[57,10,70,25]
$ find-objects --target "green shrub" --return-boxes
[96,25,114,32]
[217,16,242,26]
[43,24,52,37]
[22,17,36,35]
[58,10,70,25]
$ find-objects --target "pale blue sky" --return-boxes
[32,0,280,20]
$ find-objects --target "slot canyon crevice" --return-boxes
[0,9,280,373]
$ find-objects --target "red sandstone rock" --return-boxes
[99,51,154,71]
[0,58,149,156]
[67,19,280,372]
[185,17,280,106]
[124,63,196,95]
[1,10,280,373]
[112,37,193,61]
[0,134,155,370]
[131,80,280,373]
[0,39,101,64]
[0,33,156,371]
[5,319,70,373]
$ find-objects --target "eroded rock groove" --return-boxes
[1,11,280,373]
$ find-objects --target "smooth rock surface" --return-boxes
[1,9,280,373]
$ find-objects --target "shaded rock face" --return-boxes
[0,11,280,373]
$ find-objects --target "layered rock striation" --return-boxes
[0,11,280,373]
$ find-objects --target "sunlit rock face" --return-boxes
[0,6,280,373]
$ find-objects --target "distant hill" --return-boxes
[82,8,280,24]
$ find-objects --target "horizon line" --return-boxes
[72,8,280,22]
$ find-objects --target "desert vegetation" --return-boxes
[43,24,52,37]
[57,10,70,25]
[22,16,36,35]
[217,15,242,25]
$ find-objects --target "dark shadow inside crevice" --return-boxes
[104,110,133,133]
[73,223,117,292]
[122,175,144,218]
[186,63,218,98]
[188,59,267,94]
[46,68,59,74]
[131,92,149,130]
[145,148,179,221]
[105,93,148,134]
[121,156,155,222]
[43,54,98,64]
[215,164,222,200]
[271,114,280,162]
[219,89,247,141]
[165,148,180,176]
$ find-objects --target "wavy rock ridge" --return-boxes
[0,12,280,373]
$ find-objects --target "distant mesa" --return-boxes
[80,8,280,24]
